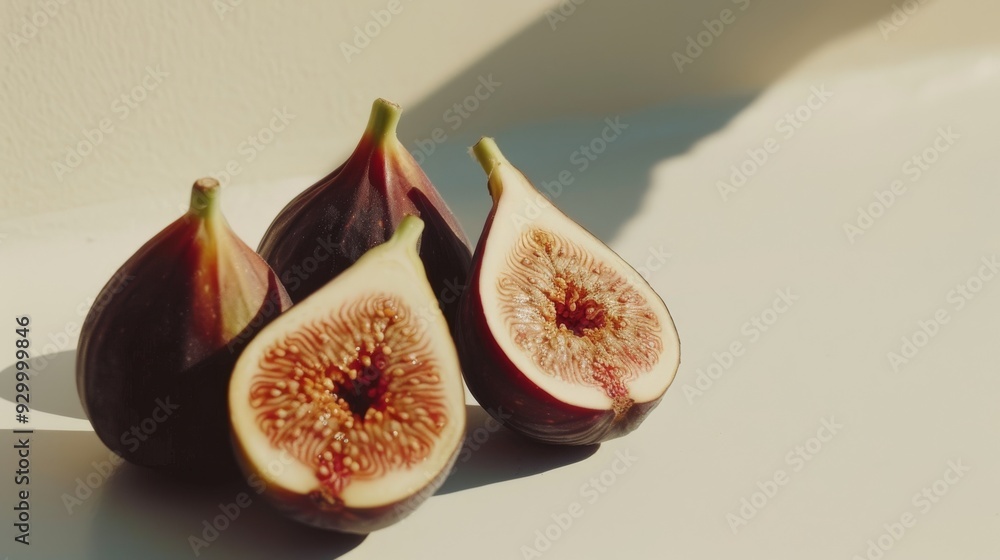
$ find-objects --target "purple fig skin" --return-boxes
[76,179,292,476]
[257,98,472,330]
[455,212,661,446]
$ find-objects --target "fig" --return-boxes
[455,138,681,445]
[76,178,292,475]
[230,215,466,533]
[257,98,472,330]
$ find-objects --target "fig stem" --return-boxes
[189,178,222,218]
[471,137,509,176]
[365,98,402,145]
[390,215,425,258]
[472,137,513,200]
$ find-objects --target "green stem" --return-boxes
[391,215,425,257]
[471,137,509,175]
[365,98,402,145]
[189,178,222,218]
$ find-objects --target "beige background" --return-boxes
[2,1,999,559]
[4,0,997,219]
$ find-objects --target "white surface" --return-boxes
[2,1,1000,559]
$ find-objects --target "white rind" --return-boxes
[478,163,680,410]
[229,221,466,509]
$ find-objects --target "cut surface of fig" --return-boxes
[256,98,472,331]
[231,216,465,533]
[76,178,292,474]
[497,228,665,414]
[456,139,680,444]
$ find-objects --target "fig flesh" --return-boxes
[230,215,466,533]
[76,178,292,474]
[257,98,472,330]
[456,139,681,445]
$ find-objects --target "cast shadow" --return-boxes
[413,97,753,243]
[0,349,86,419]
[0,430,352,559]
[395,0,908,242]
[435,404,599,495]
[88,463,365,560]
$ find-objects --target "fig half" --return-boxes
[257,98,472,330]
[76,178,292,474]
[456,139,681,445]
[230,216,466,533]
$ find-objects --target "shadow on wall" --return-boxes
[395,0,905,242]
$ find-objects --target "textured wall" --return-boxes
[3,0,997,220]
[0,0,550,218]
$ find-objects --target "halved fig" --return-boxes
[76,178,292,474]
[455,138,681,445]
[257,98,472,332]
[230,216,466,533]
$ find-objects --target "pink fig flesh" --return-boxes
[455,139,681,445]
[231,217,466,533]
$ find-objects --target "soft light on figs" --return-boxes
[230,215,466,533]
[455,138,681,445]
[76,178,292,474]
[257,98,472,331]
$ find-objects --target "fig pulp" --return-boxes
[230,216,466,533]
[257,98,472,331]
[76,179,292,474]
[456,139,681,445]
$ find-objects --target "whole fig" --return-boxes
[76,178,292,475]
[257,98,472,330]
